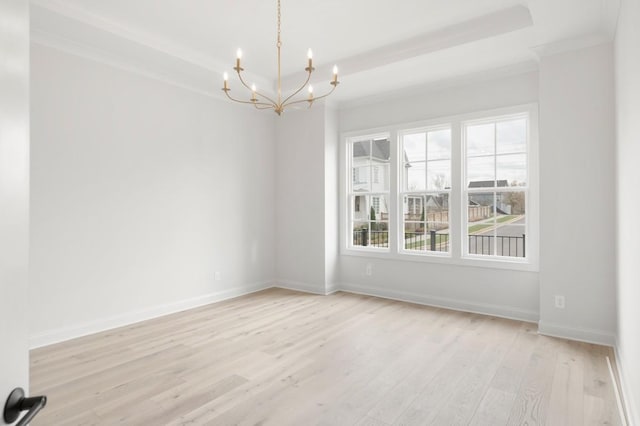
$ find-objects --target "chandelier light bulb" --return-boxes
[223,72,229,90]
[307,48,313,59]
[308,85,313,93]
[333,65,338,75]
[251,83,257,92]
[236,49,243,59]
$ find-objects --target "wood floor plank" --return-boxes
[30,288,623,426]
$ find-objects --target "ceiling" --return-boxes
[30,0,619,106]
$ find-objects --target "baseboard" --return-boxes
[325,282,340,295]
[537,321,616,346]
[615,341,638,426]
[29,280,273,349]
[338,282,539,323]
[274,279,328,295]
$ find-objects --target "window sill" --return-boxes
[341,247,538,272]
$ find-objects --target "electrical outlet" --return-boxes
[214,271,221,281]
[554,295,565,309]
[365,263,373,276]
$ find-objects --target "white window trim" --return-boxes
[340,104,539,272]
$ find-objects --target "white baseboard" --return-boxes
[537,321,616,346]
[274,279,328,295]
[339,282,539,323]
[615,341,638,426]
[325,282,340,295]
[29,281,273,349]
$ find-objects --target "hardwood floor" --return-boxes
[30,288,623,425]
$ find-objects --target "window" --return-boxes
[342,105,538,270]
[401,127,451,253]
[348,136,390,250]
[464,116,528,258]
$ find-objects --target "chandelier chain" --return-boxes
[277,0,281,48]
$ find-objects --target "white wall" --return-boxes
[324,107,340,292]
[29,43,277,347]
[275,106,332,294]
[338,72,540,321]
[615,0,640,421]
[0,0,30,400]
[538,43,616,344]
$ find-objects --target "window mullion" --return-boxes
[451,122,462,260]
[389,129,399,254]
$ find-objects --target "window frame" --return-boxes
[462,113,531,262]
[345,132,392,253]
[340,104,539,272]
[399,124,453,257]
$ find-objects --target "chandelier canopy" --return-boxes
[222,0,339,115]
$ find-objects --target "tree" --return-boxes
[505,192,525,215]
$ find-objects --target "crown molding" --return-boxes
[280,5,534,92]
[338,60,539,110]
[30,1,274,101]
[30,0,220,71]
[531,30,614,59]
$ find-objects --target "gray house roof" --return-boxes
[468,180,509,188]
[353,139,390,161]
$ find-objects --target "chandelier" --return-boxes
[221,0,339,115]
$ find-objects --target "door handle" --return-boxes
[3,388,47,426]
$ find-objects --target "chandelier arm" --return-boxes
[224,89,274,108]
[280,70,312,107]
[281,83,336,109]
[235,70,279,106]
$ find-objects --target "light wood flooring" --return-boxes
[30,288,623,425]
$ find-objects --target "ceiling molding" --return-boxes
[31,28,220,100]
[30,0,220,71]
[30,1,273,99]
[530,32,612,59]
[281,5,534,91]
[338,60,539,110]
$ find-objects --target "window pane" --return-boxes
[370,222,389,248]
[426,223,450,252]
[467,192,496,256]
[426,193,449,218]
[467,156,495,187]
[427,160,451,191]
[497,191,526,216]
[497,154,527,187]
[404,195,425,219]
[404,222,425,251]
[406,162,426,191]
[352,195,367,221]
[427,129,451,160]
[371,163,390,192]
[352,140,370,160]
[497,119,527,154]
[373,139,391,162]
[403,194,449,253]
[467,123,494,157]
[369,195,389,221]
[352,165,371,192]
[352,222,369,247]
[403,133,426,162]
[496,225,526,257]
